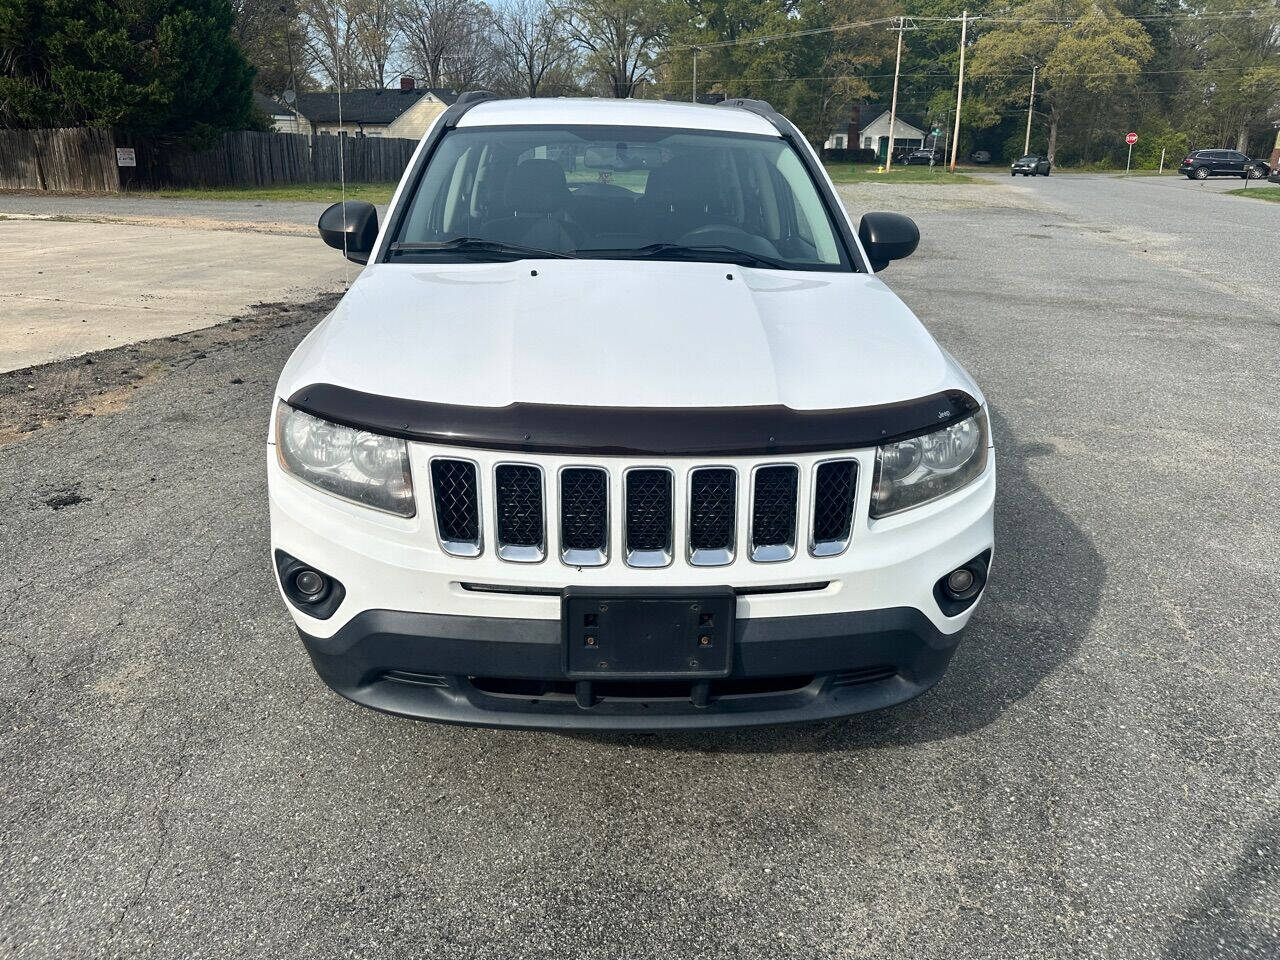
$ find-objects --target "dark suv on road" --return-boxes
[1011,155,1051,176]
[903,149,942,166]
[1179,150,1270,180]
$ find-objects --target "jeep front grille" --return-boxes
[424,452,861,568]
[494,463,544,562]
[429,458,481,556]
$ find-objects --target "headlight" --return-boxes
[274,402,415,517]
[870,408,989,518]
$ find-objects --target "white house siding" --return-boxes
[825,112,927,158]
[387,96,448,140]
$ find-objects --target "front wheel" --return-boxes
[1247,165,1265,180]
[1194,166,1210,180]
[1011,171,1016,177]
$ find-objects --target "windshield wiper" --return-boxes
[577,242,791,270]
[389,238,575,260]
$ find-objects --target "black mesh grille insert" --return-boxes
[494,464,543,548]
[625,469,672,553]
[430,459,479,545]
[751,465,798,548]
[689,468,736,551]
[560,467,607,551]
[812,460,858,546]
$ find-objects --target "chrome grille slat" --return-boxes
[810,459,858,557]
[624,468,673,567]
[750,464,799,563]
[494,463,545,562]
[430,458,482,557]
[688,467,736,566]
[560,466,608,566]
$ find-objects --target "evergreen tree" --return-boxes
[0,0,256,137]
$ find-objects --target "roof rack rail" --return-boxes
[717,98,779,119]
[455,90,499,107]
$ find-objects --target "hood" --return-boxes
[279,259,971,411]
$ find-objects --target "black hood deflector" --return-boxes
[286,384,981,457]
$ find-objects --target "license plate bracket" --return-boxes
[562,588,735,680]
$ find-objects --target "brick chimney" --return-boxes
[847,105,862,152]
[400,76,415,92]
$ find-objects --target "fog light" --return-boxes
[293,569,326,598]
[274,550,345,620]
[933,550,991,616]
[946,568,975,596]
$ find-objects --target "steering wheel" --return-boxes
[677,224,782,258]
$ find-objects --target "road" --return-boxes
[0,192,330,230]
[1,176,1278,959]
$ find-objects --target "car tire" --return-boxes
[1194,166,1210,180]
[1247,165,1265,180]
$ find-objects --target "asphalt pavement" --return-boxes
[1,175,1278,959]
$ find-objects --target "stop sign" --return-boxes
[1126,132,1138,145]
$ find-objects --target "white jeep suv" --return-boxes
[268,94,995,729]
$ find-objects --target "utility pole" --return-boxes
[948,10,968,173]
[692,47,701,103]
[1024,64,1037,156]
[885,18,905,171]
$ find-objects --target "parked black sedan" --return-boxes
[1179,149,1270,180]
[1011,155,1051,176]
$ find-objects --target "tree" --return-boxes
[0,0,256,136]
[492,0,570,97]
[352,0,399,88]
[229,0,309,94]
[968,0,1154,163]
[659,0,894,144]
[298,0,360,88]
[398,0,495,90]
[1168,0,1280,154]
[556,0,667,97]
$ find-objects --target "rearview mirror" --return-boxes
[583,143,664,171]
[857,212,919,271]
[318,201,379,264]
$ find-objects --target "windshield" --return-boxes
[1016,155,1038,162]
[388,124,850,270]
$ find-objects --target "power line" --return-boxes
[663,7,1276,55]
[642,64,1267,87]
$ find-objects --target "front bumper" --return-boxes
[269,436,995,729]
[300,605,966,729]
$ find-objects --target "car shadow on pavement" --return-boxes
[1161,815,1280,959]
[574,408,1106,754]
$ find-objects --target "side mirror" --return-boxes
[318,201,379,264]
[858,212,919,272]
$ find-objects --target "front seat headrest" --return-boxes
[504,159,570,217]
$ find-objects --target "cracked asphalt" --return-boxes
[1,176,1278,959]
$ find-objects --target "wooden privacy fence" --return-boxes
[0,128,417,191]
[0,128,120,191]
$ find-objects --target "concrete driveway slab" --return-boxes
[0,219,346,373]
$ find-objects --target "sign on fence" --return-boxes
[115,147,136,167]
